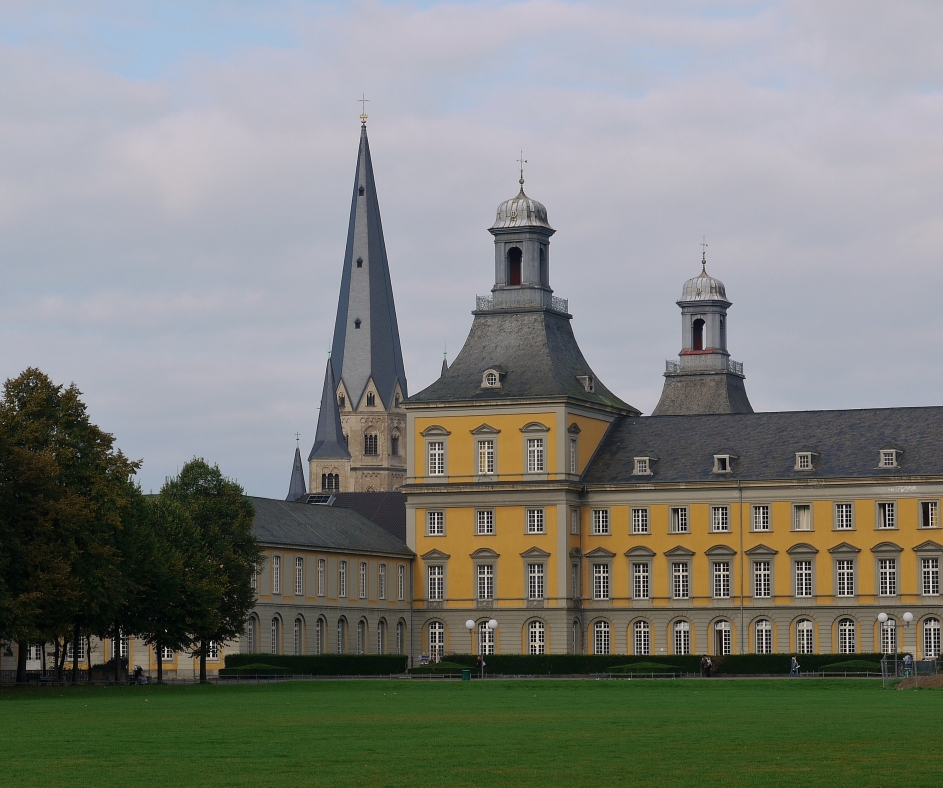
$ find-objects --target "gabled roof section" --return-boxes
[408,309,636,412]
[250,497,411,557]
[286,446,307,501]
[330,125,408,411]
[583,407,943,485]
[309,358,351,461]
[331,491,406,543]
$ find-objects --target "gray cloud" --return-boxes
[1,1,942,496]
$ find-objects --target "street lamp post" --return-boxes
[465,620,475,656]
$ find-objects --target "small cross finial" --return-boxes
[295,431,300,446]
[517,151,527,187]
[359,94,370,126]
[701,236,708,271]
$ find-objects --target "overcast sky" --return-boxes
[2,1,943,497]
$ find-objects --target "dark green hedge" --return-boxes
[223,653,407,675]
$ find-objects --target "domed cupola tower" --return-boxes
[651,251,754,416]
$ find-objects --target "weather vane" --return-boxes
[295,432,300,446]
[359,94,370,126]
[701,236,708,271]
[517,151,527,187]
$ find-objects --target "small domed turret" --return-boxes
[491,188,553,231]
[680,266,728,303]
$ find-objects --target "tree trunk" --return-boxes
[72,624,80,683]
[56,639,67,682]
[199,639,207,684]
[156,641,163,685]
[42,640,48,676]
[16,641,27,683]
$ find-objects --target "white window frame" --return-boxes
[528,563,545,600]
[878,558,897,597]
[594,621,611,655]
[632,562,650,600]
[713,455,732,474]
[428,621,445,661]
[672,562,690,600]
[477,439,495,475]
[755,619,772,655]
[633,457,651,476]
[711,506,730,533]
[877,501,897,530]
[838,618,856,654]
[378,563,386,600]
[338,560,347,598]
[335,618,345,653]
[921,557,940,596]
[880,450,898,468]
[793,504,812,532]
[293,620,302,655]
[570,507,580,535]
[796,619,814,654]
[924,618,941,659]
[160,645,174,661]
[477,564,494,600]
[592,509,610,535]
[398,565,405,601]
[670,507,689,534]
[795,559,813,598]
[427,565,444,601]
[570,438,578,474]
[207,641,221,661]
[271,617,280,654]
[317,558,325,596]
[359,561,367,599]
[526,438,545,473]
[527,508,545,534]
[712,561,731,599]
[271,555,281,594]
[794,452,813,471]
[631,508,650,535]
[593,563,610,600]
[427,510,445,536]
[673,620,690,655]
[633,620,651,655]
[920,500,939,529]
[528,620,546,655]
[476,509,494,535]
[478,621,495,655]
[295,556,304,596]
[880,619,897,654]
[835,502,854,530]
[753,560,771,599]
[427,441,445,476]
[752,505,770,532]
[836,559,855,597]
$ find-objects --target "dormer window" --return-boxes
[481,369,503,389]
[713,454,732,474]
[795,452,815,471]
[338,394,346,409]
[880,450,899,468]
[356,257,363,268]
[634,457,652,476]
[354,318,361,329]
[576,375,595,393]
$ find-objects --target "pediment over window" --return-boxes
[520,421,550,433]
[827,542,861,555]
[569,547,582,558]
[420,425,451,437]
[584,547,616,559]
[871,541,903,554]
[521,546,551,559]
[568,422,582,434]
[665,545,695,558]
[470,548,500,559]
[787,543,819,555]
[470,423,501,435]
[705,544,737,557]
[913,540,943,554]
[421,549,451,561]
[625,546,656,558]
[745,544,778,556]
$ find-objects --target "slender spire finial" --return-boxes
[700,236,708,272]
[517,151,527,188]
[295,431,300,446]
[359,94,370,126]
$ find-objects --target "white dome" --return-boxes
[491,188,553,230]
[680,267,728,302]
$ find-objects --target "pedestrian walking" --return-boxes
[789,656,800,677]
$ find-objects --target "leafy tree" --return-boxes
[160,459,261,682]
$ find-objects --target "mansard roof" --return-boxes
[408,308,636,412]
[250,496,412,557]
[583,406,943,485]
[329,125,407,411]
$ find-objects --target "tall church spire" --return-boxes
[286,440,307,501]
[329,124,407,410]
[309,358,351,461]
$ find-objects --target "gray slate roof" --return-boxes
[408,309,636,412]
[309,358,351,461]
[250,496,412,556]
[584,406,943,485]
[332,491,406,543]
[329,125,408,411]
[652,372,753,416]
[286,446,307,501]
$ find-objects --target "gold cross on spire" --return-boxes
[359,94,370,126]
[517,151,527,187]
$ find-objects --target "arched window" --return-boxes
[674,620,691,655]
[377,620,387,654]
[714,620,732,655]
[528,621,546,655]
[294,618,304,655]
[796,619,814,654]
[315,618,325,655]
[366,392,375,407]
[246,617,257,654]
[391,432,400,456]
[338,394,346,409]
[321,473,339,491]
[692,318,705,351]
[593,621,610,655]
[396,621,406,654]
[357,620,366,654]
[507,246,522,286]
[924,618,941,659]
[364,431,379,456]
[271,617,281,654]
[429,621,445,662]
[539,246,547,286]
[755,619,772,654]
[880,618,897,654]
[478,621,495,655]
[838,618,856,654]
[337,618,347,654]
[633,620,651,656]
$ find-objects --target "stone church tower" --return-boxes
[306,118,408,493]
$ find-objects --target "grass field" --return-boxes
[2,679,940,787]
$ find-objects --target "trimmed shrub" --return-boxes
[219,663,291,677]
[608,662,681,673]
[224,653,407,675]
[408,661,469,674]
[817,660,881,672]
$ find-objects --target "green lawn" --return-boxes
[1,679,939,787]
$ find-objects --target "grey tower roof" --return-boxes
[441,354,449,377]
[329,125,407,410]
[409,309,637,412]
[584,406,943,485]
[308,358,351,461]
[652,373,753,416]
[286,445,307,501]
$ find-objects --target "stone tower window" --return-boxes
[692,318,705,351]
[354,318,361,329]
[364,432,378,455]
[366,392,375,407]
[338,394,345,409]
[356,257,363,268]
[358,185,365,196]
[391,433,400,456]
[507,246,522,286]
